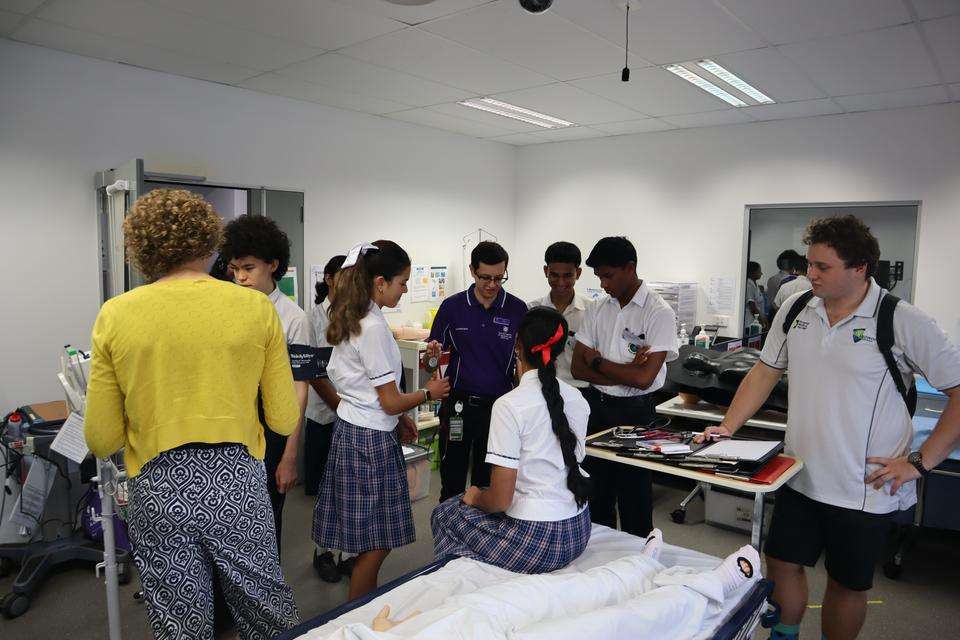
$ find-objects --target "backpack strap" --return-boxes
[782,290,815,335]
[876,293,917,415]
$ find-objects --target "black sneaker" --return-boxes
[338,554,357,578]
[314,550,341,583]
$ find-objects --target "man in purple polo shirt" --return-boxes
[427,241,529,501]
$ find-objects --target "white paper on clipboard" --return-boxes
[690,440,780,462]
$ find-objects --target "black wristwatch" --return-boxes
[907,451,929,476]
[590,356,604,372]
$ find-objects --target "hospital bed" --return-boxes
[276,525,778,640]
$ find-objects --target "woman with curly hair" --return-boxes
[84,188,301,640]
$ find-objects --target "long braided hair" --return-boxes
[518,306,591,508]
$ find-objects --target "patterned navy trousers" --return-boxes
[127,444,300,640]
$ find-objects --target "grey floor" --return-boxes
[2,470,959,639]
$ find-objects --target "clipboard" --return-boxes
[688,440,783,468]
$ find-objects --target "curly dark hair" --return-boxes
[220,214,290,281]
[803,214,880,278]
[123,189,222,281]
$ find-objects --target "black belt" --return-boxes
[449,389,497,407]
[592,389,654,408]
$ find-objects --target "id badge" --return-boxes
[449,417,464,442]
[621,328,646,354]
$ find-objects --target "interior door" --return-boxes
[250,189,306,308]
[96,158,144,302]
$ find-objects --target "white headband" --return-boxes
[342,243,379,269]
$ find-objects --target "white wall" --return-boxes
[513,103,960,339]
[0,40,515,411]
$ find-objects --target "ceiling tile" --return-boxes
[237,73,410,114]
[778,24,941,96]
[720,0,911,45]
[490,83,646,125]
[922,14,960,83]
[12,19,261,84]
[276,53,472,107]
[486,133,548,146]
[553,0,765,65]
[713,47,827,102]
[333,0,491,25]
[834,85,951,112]
[0,0,43,14]
[910,0,960,20]
[427,102,544,133]
[572,67,730,117]
[0,8,24,35]
[422,1,647,81]
[591,118,678,135]
[386,107,520,138]
[661,109,754,128]
[339,27,553,94]
[38,0,321,71]
[532,126,610,142]
[741,97,842,121]
[144,0,404,51]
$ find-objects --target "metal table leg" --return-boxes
[751,492,765,550]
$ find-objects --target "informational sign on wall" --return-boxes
[279,267,298,305]
[708,276,736,314]
[411,265,448,303]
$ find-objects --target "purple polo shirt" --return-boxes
[428,285,528,398]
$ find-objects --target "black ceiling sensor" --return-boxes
[622,1,631,82]
[519,0,553,14]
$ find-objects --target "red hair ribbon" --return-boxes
[530,324,565,366]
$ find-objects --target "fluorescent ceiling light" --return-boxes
[697,59,774,104]
[664,64,747,107]
[458,98,574,129]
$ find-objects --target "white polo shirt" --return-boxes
[306,301,337,425]
[527,293,590,389]
[485,370,590,521]
[327,302,403,432]
[577,282,679,397]
[761,279,960,514]
[773,275,812,309]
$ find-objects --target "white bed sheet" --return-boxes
[298,524,754,640]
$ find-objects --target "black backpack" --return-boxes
[782,291,917,416]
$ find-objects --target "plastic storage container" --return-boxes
[403,443,432,502]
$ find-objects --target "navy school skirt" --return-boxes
[431,496,591,574]
[312,418,416,554]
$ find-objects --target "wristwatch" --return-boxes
[590,356,604,371]
[423,388,432,402]
[907,451,929,476]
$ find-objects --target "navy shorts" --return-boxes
[764,485,894,591]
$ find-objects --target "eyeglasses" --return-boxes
[475,271,508,285]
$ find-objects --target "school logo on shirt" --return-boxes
[852,328,875,344]
[498,325,513,341]
[791,319,810,331]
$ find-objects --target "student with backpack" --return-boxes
[700,215,960,640]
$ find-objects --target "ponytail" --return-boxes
[327,241,410,345]
[315,254,346,305]
[520,307,591,508]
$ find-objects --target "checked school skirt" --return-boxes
[431,496,591,574]
[312,418,416,554]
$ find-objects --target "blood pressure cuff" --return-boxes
[667,344,789,413]
[288,344,329,381]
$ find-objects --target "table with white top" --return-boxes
[586,428,803,549]
[656,396,788,432]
